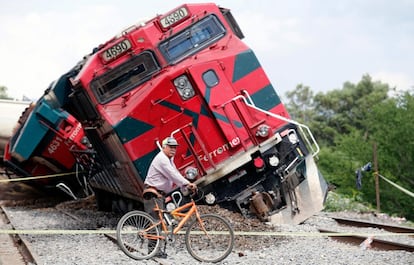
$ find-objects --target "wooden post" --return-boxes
[373,142,380,212]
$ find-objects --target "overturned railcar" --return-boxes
[3,69,90,196]
[3,3,327,224]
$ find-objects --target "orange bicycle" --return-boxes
[116,189,234,263]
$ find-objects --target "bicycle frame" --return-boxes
[142,198,206,241]
[117,191,235,263]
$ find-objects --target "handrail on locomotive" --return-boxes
[223,90,320,157]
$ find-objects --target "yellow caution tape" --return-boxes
[0,172,79,183]
[378,173,414,198]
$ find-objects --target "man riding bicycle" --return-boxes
[143,137,197,257]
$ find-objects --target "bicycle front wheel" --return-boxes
[116,210,160,260]
[185,213,234,263]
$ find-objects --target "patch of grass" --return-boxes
[323,191,373,212]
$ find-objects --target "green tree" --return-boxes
[313,74,389,145]
[285,75,413,220]
[284,84,336,146]
[363,92,414,219]
[285,84,315,123]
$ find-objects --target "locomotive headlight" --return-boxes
[176,76,187,88]
[204,193,216,205]
[166,202,176,211]
[174,75,195,100]
[288,129,299,144]
[268,155,280,167]
[184,166,198,180]
[256,124,270,138]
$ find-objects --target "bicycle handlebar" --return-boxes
[166,187,204,207]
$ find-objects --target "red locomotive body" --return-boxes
[3,3,327,223]
[68,3,327,223]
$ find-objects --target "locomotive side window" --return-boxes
[202,70,219,87]
[91,51,160,103]
[159,15,226,64]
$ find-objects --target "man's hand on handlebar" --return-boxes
[186,182,197,192]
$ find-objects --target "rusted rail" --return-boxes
[0,205,39,264]
[318,228,414,252]
[331,216,414,236]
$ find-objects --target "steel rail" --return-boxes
[0,205,39,264]
[318,228,414,252]
[331,216,414,236]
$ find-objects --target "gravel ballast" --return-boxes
[4,198,414,265]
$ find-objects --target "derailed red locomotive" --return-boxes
[3,69,89,196]
[4,3,327,224]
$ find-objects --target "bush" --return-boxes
[323,192,373,213]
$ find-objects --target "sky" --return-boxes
[1,0,413,101]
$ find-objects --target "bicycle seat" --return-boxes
[143,187,163,199]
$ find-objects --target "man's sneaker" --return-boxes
[155,251,168,259]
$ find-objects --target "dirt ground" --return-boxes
[0,172,45,201]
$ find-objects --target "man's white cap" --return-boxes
[162,137,179,146]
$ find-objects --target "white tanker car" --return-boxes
[0,99,32,152]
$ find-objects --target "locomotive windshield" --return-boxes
[159,15,226,63]
[91,51,160,103]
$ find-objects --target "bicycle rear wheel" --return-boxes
[116,210,160,260]
[185,213,234,263]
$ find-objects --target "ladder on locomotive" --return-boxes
[166,90,320,179]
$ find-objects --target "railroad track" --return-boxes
[0,172,43,264]
[318,216,414,252]
[331,216,414,235]
[1,173,413,264]
[0,205,38,265]
[0,201,412,265]
[4,198,172,265]
[0,174,180,265]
